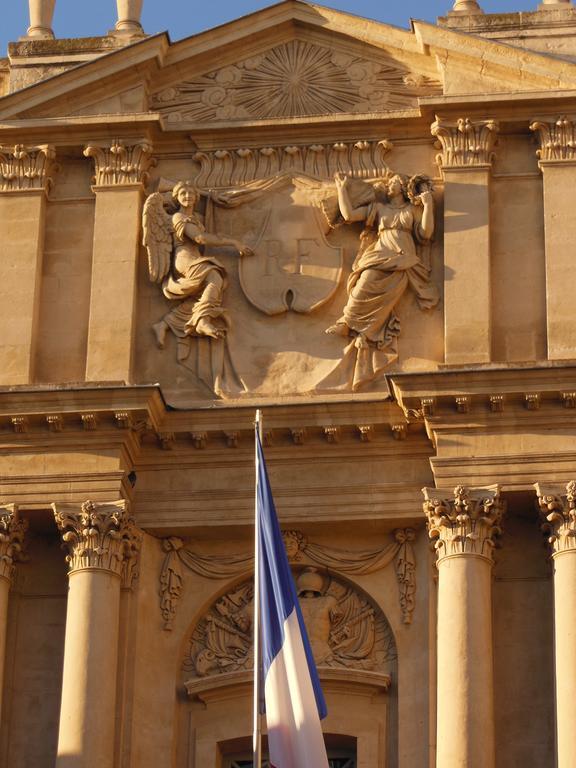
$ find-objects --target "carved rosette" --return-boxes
[431,117,499,169]
[53,500,138,576]
[0,144,56,192]
[0,505,28,582]
[530,117,576,163]
[423,485,503,562]
[536,481,576,555]
[83,140,154,186]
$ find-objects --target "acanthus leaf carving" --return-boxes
[0,143,56,192]
[84,140,154,186]
[536,481,576,554]
[150,40,440,124]
[53,499,139,576]
[530,116,576,163]
[423,485,503,561]
[431,117,499,169]
[0,505,28,582]
[159,527,417,629]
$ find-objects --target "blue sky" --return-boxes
[1,0,533,56]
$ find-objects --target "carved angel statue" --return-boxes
[322,171,439,390]
[143,180,253,347]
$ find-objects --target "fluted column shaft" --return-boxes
[54,500,139,768]
[0,506,27,723]
[424,485,503,768]
[536,482,576,768]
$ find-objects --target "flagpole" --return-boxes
[253,409,263,768]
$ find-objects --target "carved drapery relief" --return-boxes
[431,117,499,169]
[84,140,154,186]
[0,505,28,582]
[536,481,576,554]
[150,40,440,123]
[53,500,140,576]
[182,569,396,689]
[0,143,56,191]
[159,528,417,630]
[530,116,576,163]
[423,485,503,561]
[192,139,393,188]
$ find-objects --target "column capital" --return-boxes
[53,500,140,577]
[423,485,503,561]
[431,117,499,171]
[530,116,576,164]
[83,140,154,187]
[0,144,56,192]
[0,505,28,582]
[535,481,576,554]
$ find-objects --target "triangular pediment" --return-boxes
[2,0,576,124]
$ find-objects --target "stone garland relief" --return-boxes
[150,40,440,124]
[181,568,396,694]
[142,139,439,397]
[0,505,28,582]
[158,528,416,632]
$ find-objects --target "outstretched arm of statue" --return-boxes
[418,190,434,240]
[195,230,254,257]
[334,172,369,223]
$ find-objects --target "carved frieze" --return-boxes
[431,117,499,169]
[536,481,576,554]
[0,505,28,582]
[182,569,397,687]
[151,40,440,124]
[159,528,417,630]
[423,485,503,561]
[53,500,139,576]
[192,139,393,187]
[530,117,576,163]
[0,143,55,192]
[84,140,154,186]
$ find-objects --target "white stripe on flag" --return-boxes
[264,608,329,768]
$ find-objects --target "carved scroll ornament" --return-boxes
[536,481,576,554]
[182,569,396,690]
[0,143,55,192]
[159,527,417,631]
[53,500,140,578]
[0,505,28,582]
[84,140,154,186]
[530,116,576,163]
[431,117,499,169]
[423,485,503,562]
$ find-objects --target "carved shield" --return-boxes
[239,189,343,315]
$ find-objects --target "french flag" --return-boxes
[256,428,329,768]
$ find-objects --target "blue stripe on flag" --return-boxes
[256,430,327,720]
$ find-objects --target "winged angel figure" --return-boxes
[143,181,253,349]
[318,171,439,390]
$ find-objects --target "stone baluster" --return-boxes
[26,0,56,39]
[431,117,498,365]
[450,0,484,13]
[114,0,144,36]
[0,505,27,722]
[530,117,576,358]
[83,140,153,382]
[536,481,576,768]
[53,500,140,768]
[423,485,503,768]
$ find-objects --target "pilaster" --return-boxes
[536,481,576,768]
[530,117,576,360]
[0,143,55,383]
[84,140,154,383]
[423,485,503,768]
[431,117,499,365]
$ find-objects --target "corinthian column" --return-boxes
[0,506,27,722]
[53,500,139,768]
[536,481,576,768]
[423,485,503,768]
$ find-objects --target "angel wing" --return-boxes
[142,192,174,283]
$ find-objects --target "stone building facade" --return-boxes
[0,0,575,766]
